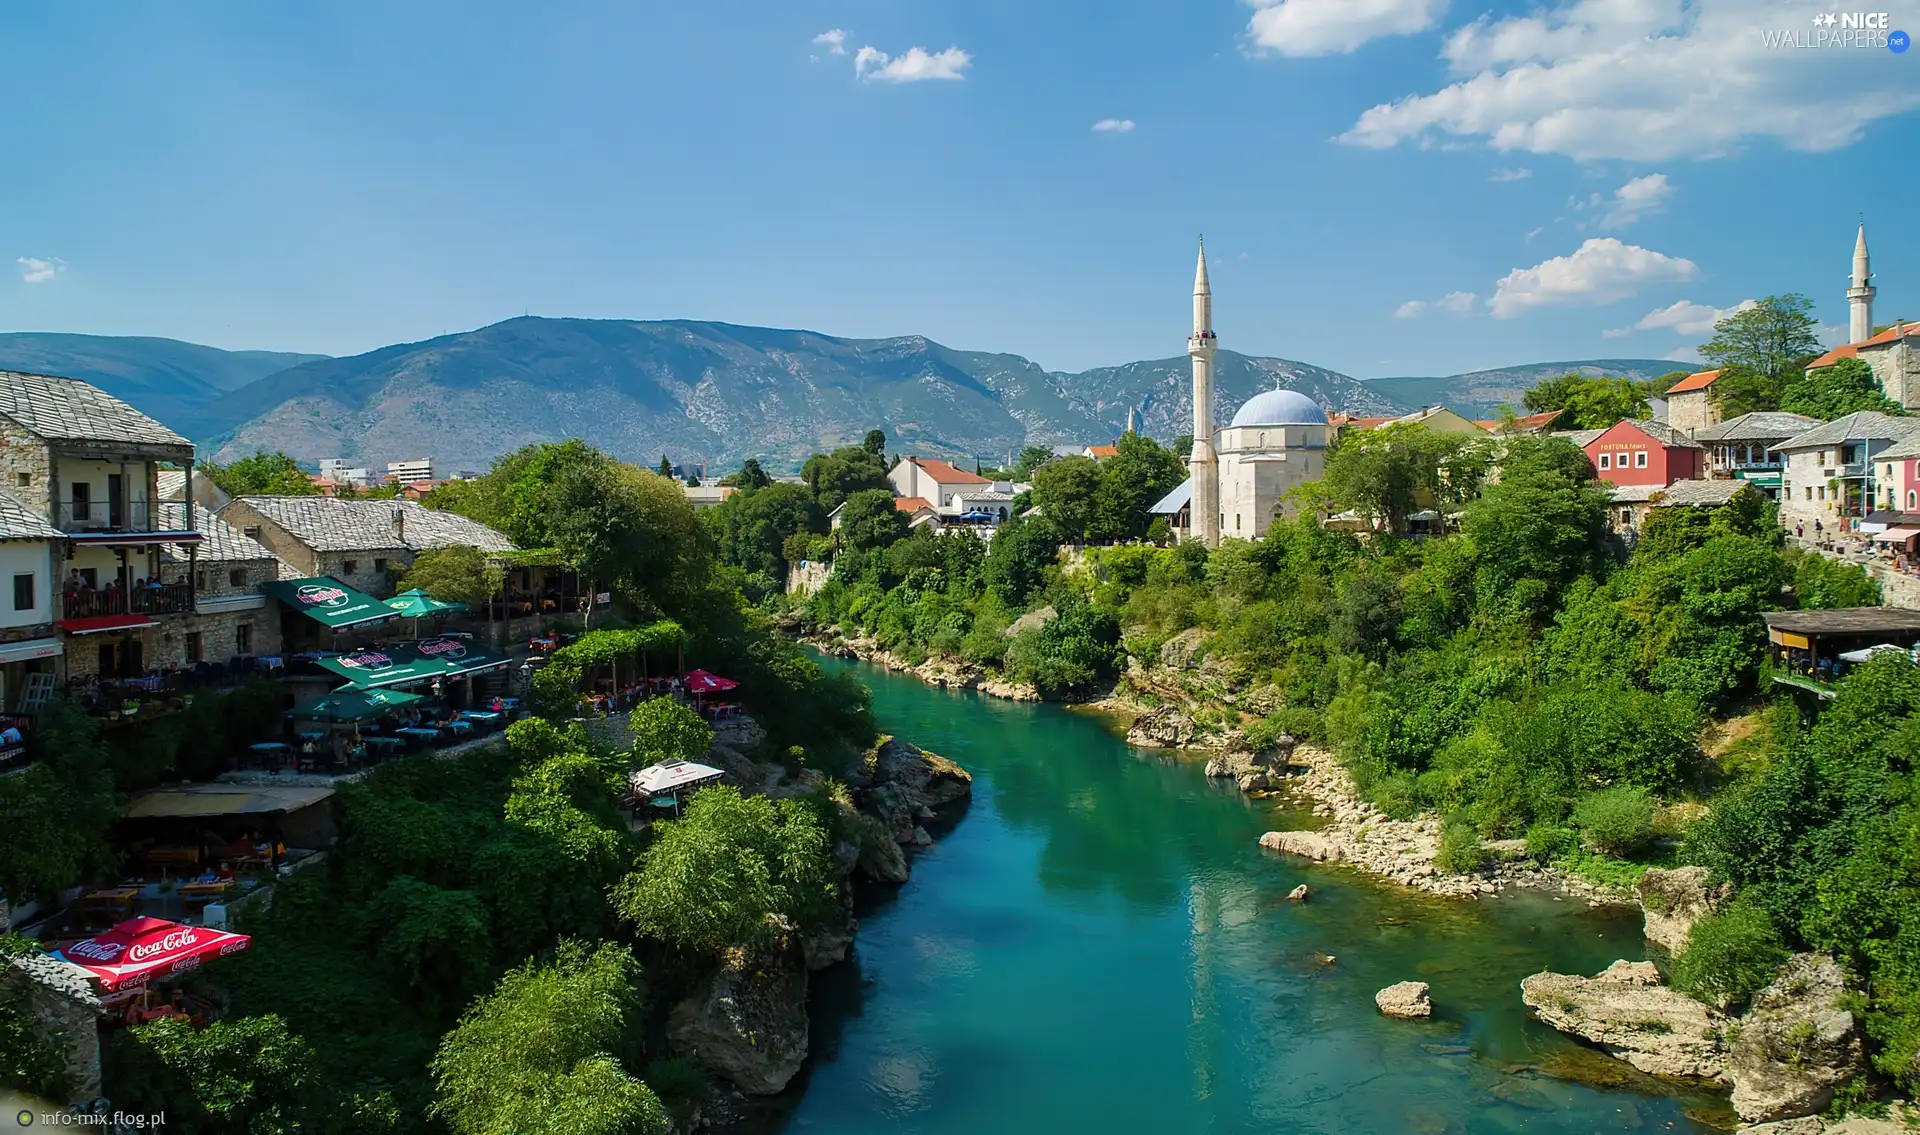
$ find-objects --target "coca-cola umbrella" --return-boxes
[681,669,739,695]
[51,917,251,992]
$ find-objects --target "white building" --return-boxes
[318,459,374,486]
[1151,240,1332,543]
[385,458,436,485]
[1775,411,1920,529]
[888,459,999,516]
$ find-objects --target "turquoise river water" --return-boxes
[769,657,1730,1135]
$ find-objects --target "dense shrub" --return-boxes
[1572,786,1657,857]
[1672,904,1790,1009]
[1435,817,1488,875]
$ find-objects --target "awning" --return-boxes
[1873,526,1920,543]
[55,614,155,635]
[125,784,336,819]
[683,669,739,694]
[52,917,250,992]
[263,577,397,630]
[631,759,724,796]
[1840,644,1912,663]
[385,589,471,619]
[0,636,62,664]
[288,688,423,722]
[318,637,512,689]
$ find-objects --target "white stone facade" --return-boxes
[1216,423,1328,539]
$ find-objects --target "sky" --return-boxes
[2,0,1917,380]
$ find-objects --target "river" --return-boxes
[770,657,1729,1134]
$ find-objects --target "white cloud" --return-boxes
[1488,237,1698,318]
[855,44,971,83]
[1629,297,1756,336]
[1597,173,1674,230]
[1092,118,1136,133]
[1245,0,1448,56]
[17,257,63,284]
[812,29,848,55]
[1601,327,1631,339]
[1663,347,1703,363]
[1489,167,1531,182]
[1525,226,1546,241]
[1397,290,1478,318]
[1335,0,1920,162]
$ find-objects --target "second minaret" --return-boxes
[1189,237,1220,548]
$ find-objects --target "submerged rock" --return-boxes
[1237,771,1270,793]
[1520,960,1728,1080]
[1288,884,1309,902]
[1728,954,1864,1124]
[669,930,811,1095]
[1377,981,1433,1019]
[1127,706,1199,749]
[1259,830,1343,862]
[1639,866,1731,956]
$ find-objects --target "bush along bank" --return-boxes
[769,433,1920,1118]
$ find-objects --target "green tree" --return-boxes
[116,1014,319,1135]
[1672,904,1789,1009]
[398,545,504,609]
[200,451,318,496]
[1699,294,1823,380]
[799,447,890,513]
[703,482,820,578]
[1089,432,1186,543]
[0,701,118,904]
[1011,445,1054,480]
[627,698,712,768]
[1522,374,1651,429]
[720,459,772,491]
[431,941,665,1135]
[1031,455,1102,543]
[1461,460,1608,622]
[863,429,887,457]
[837,489,909,553]
[1780,356,1900,420]
[982,514,1062,607]
[1322,423,1488,536]
[613,786,834,956]
[656,455,672,477]
[1710,365,1786,417]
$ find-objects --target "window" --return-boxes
[343,560,358,574]
[1634,451,1648,469]
[374,558,388,574]
[185,632,203,663]
[1234,514,1241,531]
[1806,487,1814,501]
[236,623,252,655]
[1818,487,1827,501]
[195,570,207,590]
[13,472,26,488]
[1598,453,1611,470]
[11,572,32,612]
[1909,491,1916,509]
[242,526,261,539]
[228,569,244,587]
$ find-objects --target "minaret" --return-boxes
[1125,405,1139,435]
[1188,237,1220,547]
[1849,221,1876,345]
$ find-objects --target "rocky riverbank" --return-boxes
[661,720,973,1115]
[789,626,1045,702]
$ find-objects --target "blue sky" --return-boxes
[2,0,1917,379]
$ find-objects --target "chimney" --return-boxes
[391,505,406,545]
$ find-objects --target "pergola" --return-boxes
[1763,608,1920,679]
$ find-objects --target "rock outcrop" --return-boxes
[1376,981,1432,1018]
[1639,866,1731,955]
[1520,960,1728,1080]
[845,736,972,884]
[800,895,858,971]
[1288,884,1309,902]
[1158,627,1212,670]
[1127,706,1199,749]
[1728,954,1864,1123]
[1259,830,1343,861]
[669,929,811,1095]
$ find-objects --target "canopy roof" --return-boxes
[125,784,335,820]
[52,917,250,991]
[263,577,397,631]
[385,589,471,619]
[631,759,724,796]
[289,688,424,722]
[319,636,511,689]
[683,669,739,694]
[1764,608,1920,638]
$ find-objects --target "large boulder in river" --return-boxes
[852,737,973,846]
[857,835,910,884]
[1639,866,1731,955]
[1127,706,1198,749]
[801,894,858,971]
[668,927,810,1095]
[1259,830,1343,862]
[1520,960,1729,1080]
[1728,954,1864,1123]
[1376,981,1432,1018]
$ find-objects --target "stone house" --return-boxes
[218,496,515,600]
[888,458,995,515]
[0,489,62,716]
[154,503,284,670]
[1807,322,1920,409]
[1663,369,1724,435]
[1690,411,1821,501]
[0,371,211,684]
[1775,411,1920,530]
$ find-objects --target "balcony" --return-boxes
[62,582,196,619]
[56,499,163,534]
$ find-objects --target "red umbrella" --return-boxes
[52,917,251,992]
[682,669,739,694]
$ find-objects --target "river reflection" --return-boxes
[762,658,1729,1135]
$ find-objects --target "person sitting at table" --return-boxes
[490,695,505,713]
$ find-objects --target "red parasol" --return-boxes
[52,917,251,992]
[682,669,739,694]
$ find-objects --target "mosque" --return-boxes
[1150,239,1331,545]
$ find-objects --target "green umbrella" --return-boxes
[289,688,424,723]
[385,589,471,619]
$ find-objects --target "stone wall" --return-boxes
[162,554,280,600]
[147,609,284,669]
[0,420,53,517]
[786,560,830,596]
[314,550,407,600]
[1870,563,1920,612]
[2,953,103,1100]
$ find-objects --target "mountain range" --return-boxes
[0,323,1677,473]
[1361,359,1691,418]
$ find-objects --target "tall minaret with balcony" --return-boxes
[1189,237,1220,547]
[1849,221,1876,345]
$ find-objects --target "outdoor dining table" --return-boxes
[249,742,291,768]
[178,880,236,901]
[83,888,139,915]
[364,736,405,753]
[394,727,442,746]
[459,711,501,727]
[295,730,326,743]
[444,720,474,736]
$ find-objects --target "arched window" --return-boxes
[1907,490,1915,509]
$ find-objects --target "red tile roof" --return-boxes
[1475,410,1561,432]
[1809,344,1862,369]
[1664,369,1722,394]
[894,497,934,513]
[1810,323,1917,368]
[1331,414,1395,430]
[1086,445,1120,458]
[907,458,990,485]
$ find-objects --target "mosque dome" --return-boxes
[1229,389,1329,428]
